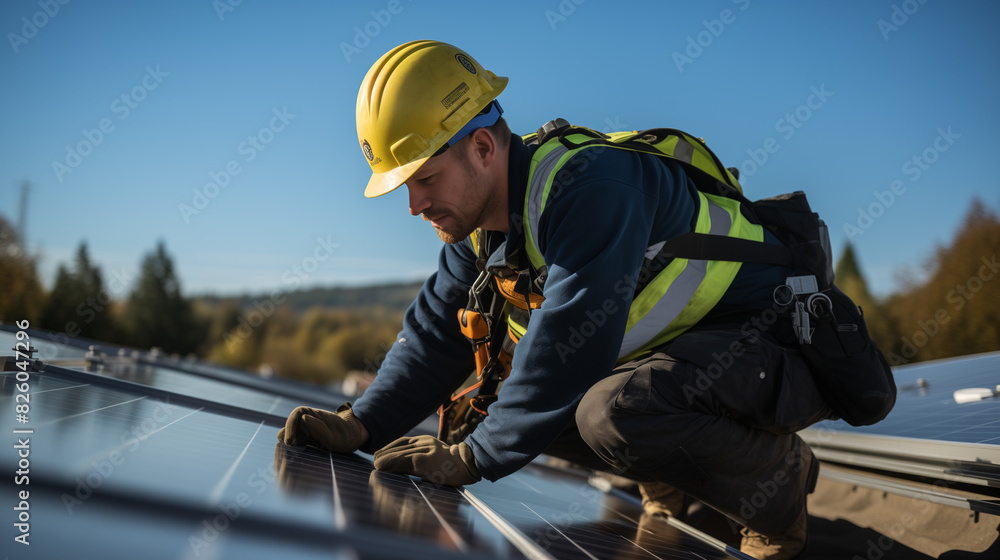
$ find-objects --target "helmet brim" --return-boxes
[363,155,430,198]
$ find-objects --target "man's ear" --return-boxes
[468,128,497,169]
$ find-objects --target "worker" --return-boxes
[278,40,834,559]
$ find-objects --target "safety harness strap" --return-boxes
[439,229,516,443]
[653,232,795,267]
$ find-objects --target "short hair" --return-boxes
[486,116,511,149]
[451,116,511,163]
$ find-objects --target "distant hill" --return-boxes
[196,280,424,313]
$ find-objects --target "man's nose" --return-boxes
[407,184,430,217]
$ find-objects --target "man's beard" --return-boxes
[435,225,467,244]
[430,158,494,244]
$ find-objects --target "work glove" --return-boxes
[373,435,481,487]
[277,403,365,453]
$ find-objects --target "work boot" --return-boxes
[638,481,685,518]
[739,509,807,559]
[739,445,817,559]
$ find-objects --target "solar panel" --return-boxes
[465,468,743,559]
[5,321,997,558]
[1,323,753,559]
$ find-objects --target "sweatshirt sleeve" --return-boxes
[353,239,480,453]
[466,149,698,480]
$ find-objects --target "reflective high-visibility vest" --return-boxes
[490,128,765,364]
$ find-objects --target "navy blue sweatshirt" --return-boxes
[354,133,788,481]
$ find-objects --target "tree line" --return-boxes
[1,197,998,385]
[833,198,999,366]
[0,217,402,385]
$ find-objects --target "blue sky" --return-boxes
[2,0,998,300]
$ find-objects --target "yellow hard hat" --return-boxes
[356,40,508,198]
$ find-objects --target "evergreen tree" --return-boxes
[121,241,199,355]
[39,243,115,341]
[834,243,890,349]
[39,264,76,331]
[0,215,45,323]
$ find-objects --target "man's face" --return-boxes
[405,139,497,244]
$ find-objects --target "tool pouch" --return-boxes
[795,284,897,426]
[759,192,896,427]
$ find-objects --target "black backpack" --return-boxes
[528,121,897,426]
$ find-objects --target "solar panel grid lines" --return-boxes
[9,358,736,558]
[520,501,600,560]
[1,372,288,520]
[10,324,997,558]
[5,380,90,395]
[458,487,557,560]
[2,323,763,559]
[590,485,758,560]
[0,369,504,557]
[275,443,528,558]
[369,471,505,555]
[466,469,740,559]
[410,476,471,552]
[0,370,86,396]
[69,405,204,472]
[36,393,148,428]
[503,472,630,557]
[559,490,704,560]
[208,421,266,505]
[266,395,283,415]
[329,455,348,531]
[15,470,505,560]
